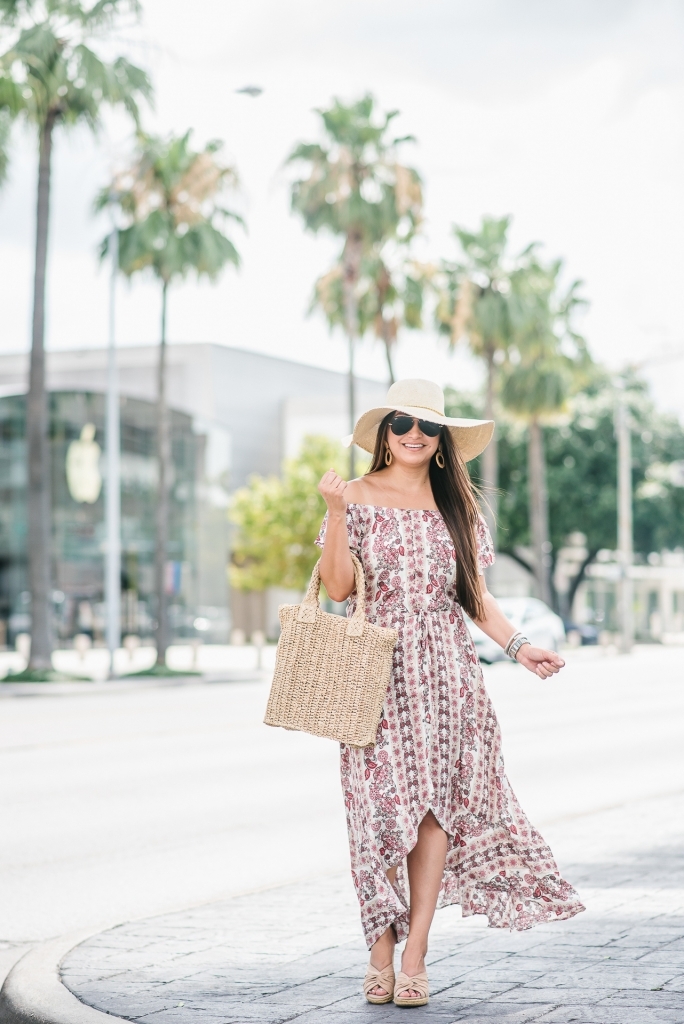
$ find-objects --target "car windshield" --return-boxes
[464,597,553,631]
[495,598,550,625]
[494,599,527,625]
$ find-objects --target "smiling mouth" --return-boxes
[402,442,425,450]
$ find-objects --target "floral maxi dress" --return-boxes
[316,503,584,949]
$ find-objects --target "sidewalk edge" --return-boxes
[0,932,127,1024]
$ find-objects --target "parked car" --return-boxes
[466,597,566,664]
[564,621,600,646]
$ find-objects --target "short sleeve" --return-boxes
[476,513,495,574]
[315,506,361,556]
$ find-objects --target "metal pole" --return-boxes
[348,332,356,480]
[615,389,633,653]
[105,225,121,675]
[343,241,359,481]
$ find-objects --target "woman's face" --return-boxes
[385,414,441,468]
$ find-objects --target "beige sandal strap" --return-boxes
[363,964,395,997]
[394,970,430,1000]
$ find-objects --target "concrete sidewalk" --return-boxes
[55,789,684,1024]
[3,646,684,1022]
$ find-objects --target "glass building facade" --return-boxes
[0,391,231,647]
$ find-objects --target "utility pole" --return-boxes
[343,234,362,481]
[615,387,633,654]
[105,224,121,676]
[612,347,684,654]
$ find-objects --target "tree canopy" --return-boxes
[97,130,242,285]
[433,216,522,359]
[501,261,589,419]
[0,0,150,134]
[0,110,9,184]
[446,380,684,563]
[287,93,422,249]
[311,246,425,384]
[287,93,422,472]
[230,436,360,593]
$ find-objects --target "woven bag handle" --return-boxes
[297,553,367,636]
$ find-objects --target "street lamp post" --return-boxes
[105,224,121,675]
[612,347,684,654]
[615,387,633,653]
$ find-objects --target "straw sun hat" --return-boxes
[350,379,494,463]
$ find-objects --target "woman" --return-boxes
[316,379,584,1008]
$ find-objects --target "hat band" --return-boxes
[394,404,444,419]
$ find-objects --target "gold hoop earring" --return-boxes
[435,447,445,469]
[384,444,393,466]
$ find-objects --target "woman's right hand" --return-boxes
[318,469,349,515]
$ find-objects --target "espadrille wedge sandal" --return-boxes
[363,963,396,1004]
[393,970,429,1007]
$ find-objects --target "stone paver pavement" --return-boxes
[62,791,684,1024]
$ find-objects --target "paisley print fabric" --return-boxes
[316,503,584,949]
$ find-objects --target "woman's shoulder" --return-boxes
[344,478,373,505]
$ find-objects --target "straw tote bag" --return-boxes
[264,554,398,747]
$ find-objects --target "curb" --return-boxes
[0,670,268,697]
[0,932,127,1024]
[0,875,317,1024]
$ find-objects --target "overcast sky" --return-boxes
[1,0,683,413]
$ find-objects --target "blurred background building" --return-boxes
[0,344,385,648]
[0,343,681,651]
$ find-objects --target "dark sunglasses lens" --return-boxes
[419,420,441,437]
[390,416,413,435]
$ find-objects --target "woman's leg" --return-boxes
[399,810,448,998]
[367,866,398,997]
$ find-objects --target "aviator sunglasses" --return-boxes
[389,414,442,438]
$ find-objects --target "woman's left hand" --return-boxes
[515,645,565,679]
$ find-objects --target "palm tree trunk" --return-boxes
[382,328,395,387]
[27,114,56,670]
[481,347,498,547]
[528,417,552,606]
[154,281,171,666]
[343,230,363,479]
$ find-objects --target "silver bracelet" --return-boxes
[504,631,522,657]
[508,635,530,661]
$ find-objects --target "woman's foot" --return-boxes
[363,962,395,1004]
[366,928,396,1000]
[394,952,428,1004]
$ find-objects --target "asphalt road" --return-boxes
[1,644,682,958]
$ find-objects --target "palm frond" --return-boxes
[81,0,142,27]
[0,75,25,115]
[285,141,328,165]
[0,0,25,25]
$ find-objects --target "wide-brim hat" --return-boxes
[350,379,494,463]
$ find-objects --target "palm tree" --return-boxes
[0,0,151,671]
[287,93,422,475]
[312,247,425,386]
[363,249,425,386]
[433,216,538,543]
[501,262,588,604]
[98,130,242,668]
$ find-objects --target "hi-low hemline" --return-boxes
[316,504,584,949]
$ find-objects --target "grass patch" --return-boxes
[121,664,201,678]
[3,668,92,683]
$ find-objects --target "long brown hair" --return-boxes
[368,412,485,620]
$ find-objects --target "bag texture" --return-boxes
[264,553,398,747]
